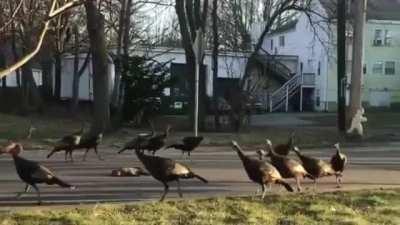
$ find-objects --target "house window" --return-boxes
[385,61,395,75]
[270,39,274,50]
[373,62,384,74]
[363,64,367,74]
[279,35,285,47]
[385,30,392,46]
[374,29,383,46]
[318,61,321,75]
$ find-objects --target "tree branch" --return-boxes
[0,0,24,33]
[0,0,84,78]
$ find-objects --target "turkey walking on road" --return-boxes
[166,136,204,159]
[292,146,336,189]
[119,130,155,154]
[263,139,313,192]
[273,132,295,156]
[142,125,172,155]
[1,143,75,205]
[330,143,348,188]
[231,141,294,199]
[47,127,84,162]
[76,133,103,161]
[123,148,207,201]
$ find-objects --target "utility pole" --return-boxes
[193,29,204,137]
[349,0,367,136]
[337,0,347,132]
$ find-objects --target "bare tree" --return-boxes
[211,0,220,130]
[0,0,83,79]
[175,0,209,130]
[70,24,90,113]
[85,0,111,133]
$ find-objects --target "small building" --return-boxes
[59,53,115,101]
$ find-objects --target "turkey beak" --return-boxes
[2,142,16,154]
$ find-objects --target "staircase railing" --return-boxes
[256,48,293,80]
[269,74,301,112]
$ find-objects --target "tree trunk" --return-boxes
[111,0,131,127]
[54,53,62,100]
[349,0,366,136]
[337,0,347,131]
[10,31,21,88]
[1,77,5,88]
[0,51,6,88]
[20,61,43,113]
[71,26,81,113]
[19,26,44,113]
[40,59,53,100]
[122,0,132,56]
[110,0,126,109]
[212,0,220,131]
[85,0,111,134]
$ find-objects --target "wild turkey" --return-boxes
[47,127,84,161]
[118,130,154,154]
[75,133,103,161]
[292,146,336,188]
[273,132,295,156]
[1,143,75,205]
[123,148,207,201]
[330,143,348,188]
[111,167,150,177]
[263,139,312,192]
[231,141,293,198]
[142,125,171,155]
[166,136,204,159]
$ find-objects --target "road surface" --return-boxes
[0,143,399,208]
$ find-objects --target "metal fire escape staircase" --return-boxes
[269,74,301,112]
[255,48,314,112]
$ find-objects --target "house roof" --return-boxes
[319,0,400,21]
[270,19,299,34]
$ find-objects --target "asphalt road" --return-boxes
[0,143,399,208]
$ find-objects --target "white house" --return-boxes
[251,0,400,111]
[57,48,248,105]
[1,69,43,87]
[60,53,115,101]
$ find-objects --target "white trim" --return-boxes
[368,20,400,25]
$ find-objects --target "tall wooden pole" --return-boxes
[349,0,367,135]
[193,29,204,137]
[337,0,347,132]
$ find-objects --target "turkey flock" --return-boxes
[0,126,347,205]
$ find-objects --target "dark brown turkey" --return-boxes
[231,141,294,198]
[292,146,336,188]
[122,148,207,201]
[1,143,75,205]
[262,139,313,192]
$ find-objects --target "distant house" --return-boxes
[251,0,400,111]
[1,68,43,87]
[59,53,115,101]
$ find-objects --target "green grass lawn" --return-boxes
[1,111,400,150]
[0,189,399,225]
